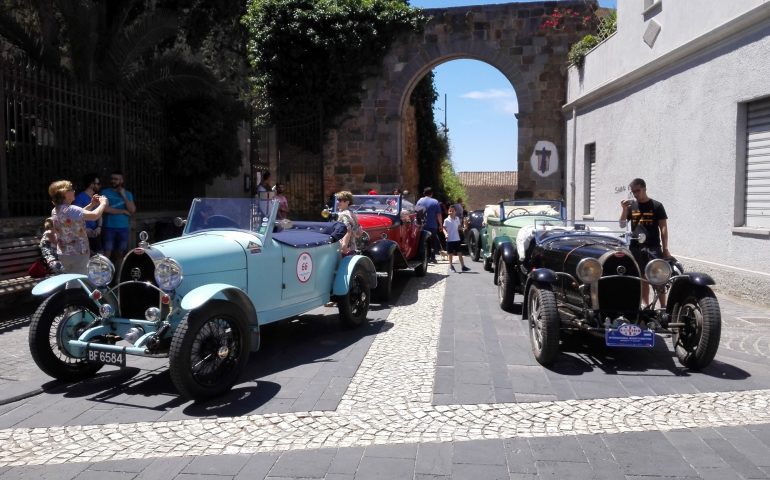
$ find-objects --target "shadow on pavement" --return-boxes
[548,331,750,380]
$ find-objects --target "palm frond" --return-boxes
[122,53,221,102]
[0,8,59,68]
[105,10,179,80]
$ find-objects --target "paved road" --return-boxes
[1,260,770,479]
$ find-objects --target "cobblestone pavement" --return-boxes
[1,262,770,478]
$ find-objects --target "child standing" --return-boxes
[40,217,63,274]
[443,205,470,273]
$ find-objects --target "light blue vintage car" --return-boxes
[29,198,376,400]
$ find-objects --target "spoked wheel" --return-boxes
[468,229,481,262]
[374,256,393,302]
[672,288,721,369]
[497,257,516,311]
[414,236,429,277]
[28,289,103,381]
[170,300,250,400]
[336,265,371,328]
[528,284,560,365]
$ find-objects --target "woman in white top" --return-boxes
[48,179,108,274]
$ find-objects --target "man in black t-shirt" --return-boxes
[619,178,670,307]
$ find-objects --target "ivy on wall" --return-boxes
[242,0,425,125]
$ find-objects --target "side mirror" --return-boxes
[173,217,186,228]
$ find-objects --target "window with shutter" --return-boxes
[583,143,596,216]
[746,98,770,228]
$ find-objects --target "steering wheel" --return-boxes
[508,208,529,216]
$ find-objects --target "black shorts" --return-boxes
[446,240,463,254]
[631,245,663,273]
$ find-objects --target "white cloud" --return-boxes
[461,89,514,100]
[461,88,518,116]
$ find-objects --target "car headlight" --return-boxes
[645,258,672,286]
[87,254,114,287]
[154,258,183,291]
[576,258,602,283]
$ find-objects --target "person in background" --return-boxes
[101,170,136,271]
[416,187,442,263]
[48,179,107,274]
[453,197,465,220]
[39,217,63,274]
[443,205,470,273]
[368,189,378,195]
[335,190,361,256]
[256,171,272,217]
[274,183,289,220]
[73,172,102,254]
[619,177,670,308]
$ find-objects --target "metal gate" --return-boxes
[253,114,325,220]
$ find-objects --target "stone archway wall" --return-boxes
[323,1,595,200]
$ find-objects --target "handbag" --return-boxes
[27,259,48,278]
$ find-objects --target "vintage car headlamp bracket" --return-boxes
[154,258,183,291]
[645,259,672,286]
[576,258,602,284]
[87,254,115,287]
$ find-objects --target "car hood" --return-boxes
[358,214,394,229]
[150,232,253,274]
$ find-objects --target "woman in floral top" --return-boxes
[335,190,361,255]
[48,179,108,274]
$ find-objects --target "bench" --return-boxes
[0,236,42,301]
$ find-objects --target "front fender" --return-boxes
[31,274,90,297]
[333,254,377,296]
[365,239,398,267]
[666,274,716,314]
[181,283,258,326]
[529,268,557,284]
[493,241,518,285]
[490,235,513,257]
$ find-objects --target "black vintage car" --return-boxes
[493,220,721,369]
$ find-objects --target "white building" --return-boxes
[565,0,770,305]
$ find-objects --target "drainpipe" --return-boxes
[569,106,577,222]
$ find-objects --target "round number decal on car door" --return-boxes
[296,252,313,283]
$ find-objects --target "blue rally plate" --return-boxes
[606,323,655,348]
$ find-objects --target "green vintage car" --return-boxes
[466,199,564,271]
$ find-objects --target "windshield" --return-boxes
[333,194,411,214]
[534,219,633,245]
[483,199,563,223]
[184,197,276,235]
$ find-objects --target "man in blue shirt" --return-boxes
[101,170,136,270]
[73,172,102,254]
[416,186,443,264]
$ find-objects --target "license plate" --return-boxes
[606,323,655,348]
[86,347,126,367]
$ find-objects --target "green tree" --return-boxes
[411,72,449,196]
[242,0,424,125]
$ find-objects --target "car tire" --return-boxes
[414,236,429,277]
[468,229,481,262]
[28,289,103,381]
[483,253,493,272]
[169,300,250,400]
[497,257,516,312]
[335,264,370,328]
[672,288,721,370]
[527,283,560,366]
[374,255,393,302]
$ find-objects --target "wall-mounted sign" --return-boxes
[530,141,559,177]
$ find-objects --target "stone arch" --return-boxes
[322,1,594,200]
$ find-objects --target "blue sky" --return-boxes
[408,0,617,172]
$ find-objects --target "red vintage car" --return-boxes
[332,194,430,301]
